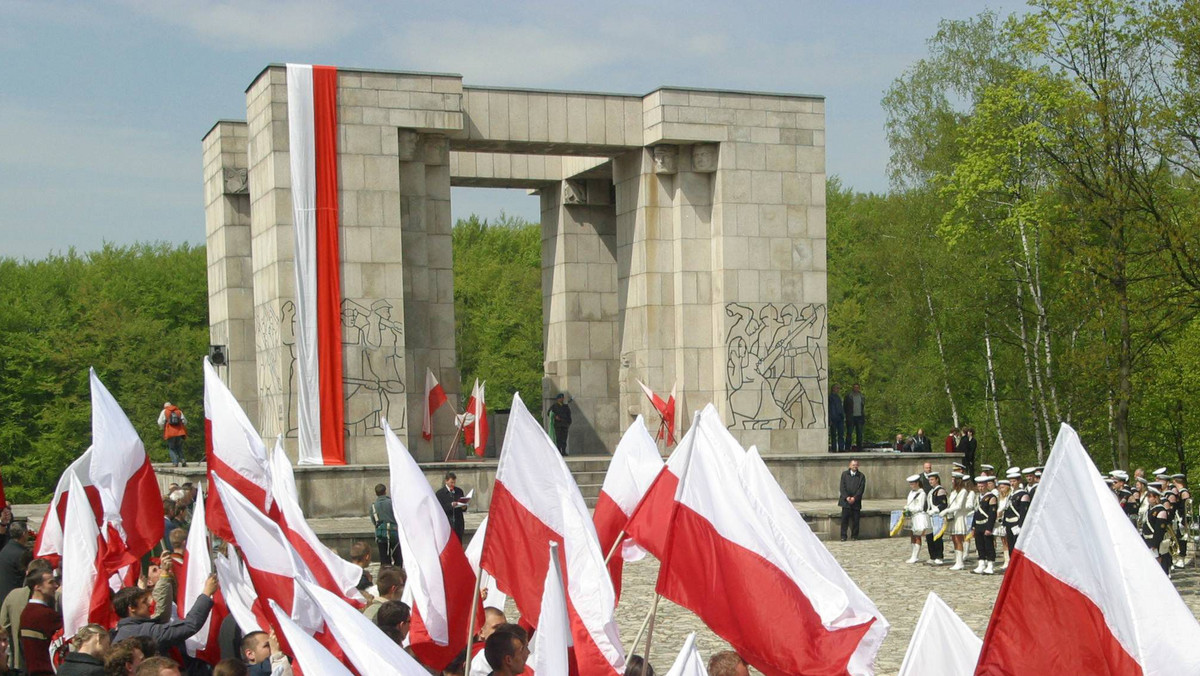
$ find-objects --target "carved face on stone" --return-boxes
[397,130,419,161]
[692,144,718,172]
[652,145,678,174]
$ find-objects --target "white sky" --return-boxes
[0,0,1025,259]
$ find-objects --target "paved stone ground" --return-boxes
[605,537,1200,676]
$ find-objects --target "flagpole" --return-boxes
[465,567,482,660]
[629,593,659,661]
[640,593,660,676]
[602,530,625,565]
[444,412,468,462]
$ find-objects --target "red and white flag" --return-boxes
[899,593,980,676]
[286,62,346,467]
[34,448,101,566]
[663,633,706,676]
[423,368,448,441]
[592,416,663,601]
[462,379,489,456]
[214,548,268,635]
[481,394,625,676]
[636,380,676,445]
[203,358,274,544]
[269,440,365,604]
[738,444,887,675]
[975,423,1200,675]
[463,516,506,611]
[298,579,430,675]
[527,542,570,676]
[269,600,353,676]
[88,369,162,573]
[211,476,323,635]
[61,472,107,636]
[636,405,873,676]
[384,420,480,670]
[179,484,227,664]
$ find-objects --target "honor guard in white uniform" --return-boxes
[905,474,930,563]
[943,472,973,570]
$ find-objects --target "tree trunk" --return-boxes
[1017,216,1062,425]
[923,275,960,428]
[984,319,1012,467]
[1116,279,1132,472]
[1014,277,1046,461]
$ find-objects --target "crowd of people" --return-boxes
[897,462,1194,577]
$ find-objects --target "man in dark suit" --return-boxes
[0,523,30,605]
[436,472,467,542]
[960,427,978,478]
[838,459,866,541]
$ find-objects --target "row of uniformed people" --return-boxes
[903,464,1045,574]
[1106,467,1192,575]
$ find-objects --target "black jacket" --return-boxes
[839,470,866,509]
[113,594,214,657]
[0,540,28,604]
[436,485,466,540]
[55,652,104,676]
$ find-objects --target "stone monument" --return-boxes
[203,65,828,463]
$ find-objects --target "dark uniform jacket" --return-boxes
[838,470,866,509]
[436,485,466,540]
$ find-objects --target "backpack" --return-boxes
[168,410,182,426]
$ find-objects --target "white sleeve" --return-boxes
[157,410,167,426]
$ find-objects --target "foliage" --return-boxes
[452,213,544,408]
[0,244,208,503]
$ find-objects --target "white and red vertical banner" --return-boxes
[423,368,448,441]
[286,63,345,466]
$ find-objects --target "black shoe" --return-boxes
[840,536,847,542]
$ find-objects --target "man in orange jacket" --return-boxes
[158,402,188,467]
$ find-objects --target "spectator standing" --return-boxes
[893,434,907,452]
[960,427,978,478]
[945,427,961,454]
[134,657,181,676]
[369,484,402,567]
[0,524,31,605]
[19,568,61,676]
[707,651,751,676]
[57,624,111,676]
[838,459,866,541]
[1,559,53,673]
[843,384,865,450]
[436,472,467,542]
[910,429,931,453]
[375,600,411,646]
[362,566,405,622]
[157,403,188,467]
[241,630,293,676]
[112,574,217,657]
[548,394,572,456]
[828,385,845,452]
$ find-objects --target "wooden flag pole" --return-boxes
[629,593,659,662]
[602,530,625,565]
[639,593,661,676]
[464,568,482,660]
[444,412,468,462]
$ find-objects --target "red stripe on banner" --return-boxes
[656,504,872,676]
[483,481,621,676]
[408,538,483,671]
[622,467,678,561]
[591,491,627,603]
[312,65,345,466]
[974,549,1141,676]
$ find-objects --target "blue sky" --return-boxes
[1,0,1024,259]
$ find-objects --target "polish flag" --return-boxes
[298,579,430,675]
[462,379,489,456]
[527,542,570,676]
[975,423,1200,675]
[179,484,228,664]
[384,420,481,670]
[214,548,268,635]
[270,440,365,604]
[286,62,345,467]
[203,357,275,544]
[481,394,625,676]
[34,448,101,566]
[61,473,108,636]
[737,444,887,675]
[423,368,448,441]
[211,476,323,635]
[463,516,507,611]
[269,600,354,676]
[899,593,980,676]
[663,633,706,676]
[592,416,663,601]
[636,380,676,445]
[87,370,163,582]
[645,405,874,676]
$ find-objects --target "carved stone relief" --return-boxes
[724,302,827,430]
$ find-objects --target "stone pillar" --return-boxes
[243,66,463,462]
[541,179,620,455]
[202,121,257,424]
[399,132,460,461]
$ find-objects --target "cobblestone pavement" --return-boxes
[606,537,1200,676]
